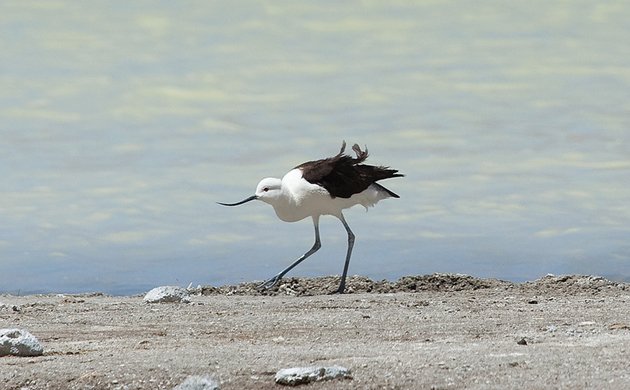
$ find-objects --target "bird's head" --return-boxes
[218,177,282,207]
[255,178,282,204]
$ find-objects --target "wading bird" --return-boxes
[219,141,403,293]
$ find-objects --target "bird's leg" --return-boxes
[332,213,355,294]
[259,216,322,290]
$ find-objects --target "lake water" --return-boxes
[2,1,629,294]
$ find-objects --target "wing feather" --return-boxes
[296,142,403,198]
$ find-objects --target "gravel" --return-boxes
[1,273,630,389]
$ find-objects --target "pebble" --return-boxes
[143,286,191,303]
[609,323,630,330]
[275,366,351,386]
[0,328,44,357]
[173,375,220,390]
[545,325,558,333]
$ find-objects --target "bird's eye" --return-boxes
[263,187,269,192]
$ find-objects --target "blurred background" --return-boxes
[2,1,629,295]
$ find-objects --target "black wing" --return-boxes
[296,141,403,198]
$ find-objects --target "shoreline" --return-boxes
[2,274,630,389]
[3,273,628,298]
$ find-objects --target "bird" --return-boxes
[218,141,403,294]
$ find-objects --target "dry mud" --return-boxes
[2,274,630,389]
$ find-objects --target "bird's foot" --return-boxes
[258,275,282,290]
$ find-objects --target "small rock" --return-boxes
[275,366,351,386]
[517,338,527,345]
[527,299,538,304]
[144,286,191,303]
[545,325,558,333]
[0,328,44,357]
[173,375,220,390]
[608,323,630,330]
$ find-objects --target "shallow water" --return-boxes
[2,1,629,294]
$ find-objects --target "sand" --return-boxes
[1,274,630,389]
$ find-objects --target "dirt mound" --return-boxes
[198,273,510,296]
[196,273,630,297]
[391,273,509,292]
[521,274,629,295]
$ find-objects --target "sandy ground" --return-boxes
[2,274,630,389]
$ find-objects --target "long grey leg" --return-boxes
[334,213,355,294]
[259,215,321,290]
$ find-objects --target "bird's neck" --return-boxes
[269,189,307,222]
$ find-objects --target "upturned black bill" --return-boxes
[217,195,258,206]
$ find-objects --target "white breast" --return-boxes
[268,169,393,222]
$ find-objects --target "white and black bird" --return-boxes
[219,141,403,294]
